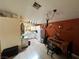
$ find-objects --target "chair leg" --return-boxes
[47,49,49,54]
[51,51,54,57]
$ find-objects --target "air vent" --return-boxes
[33,2,41,9]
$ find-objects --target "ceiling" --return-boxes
[0,0,79,24]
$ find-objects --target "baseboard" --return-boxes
[72,53,79,59]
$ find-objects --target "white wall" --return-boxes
[0,0,79,23]
[0,17,21,52]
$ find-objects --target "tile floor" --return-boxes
[13,39,66,59]
[8,39,77,59]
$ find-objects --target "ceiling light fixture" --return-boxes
[46,9,57,27]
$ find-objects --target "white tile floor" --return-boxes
[13,39,67,59]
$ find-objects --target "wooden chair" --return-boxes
[47,39,55,57]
